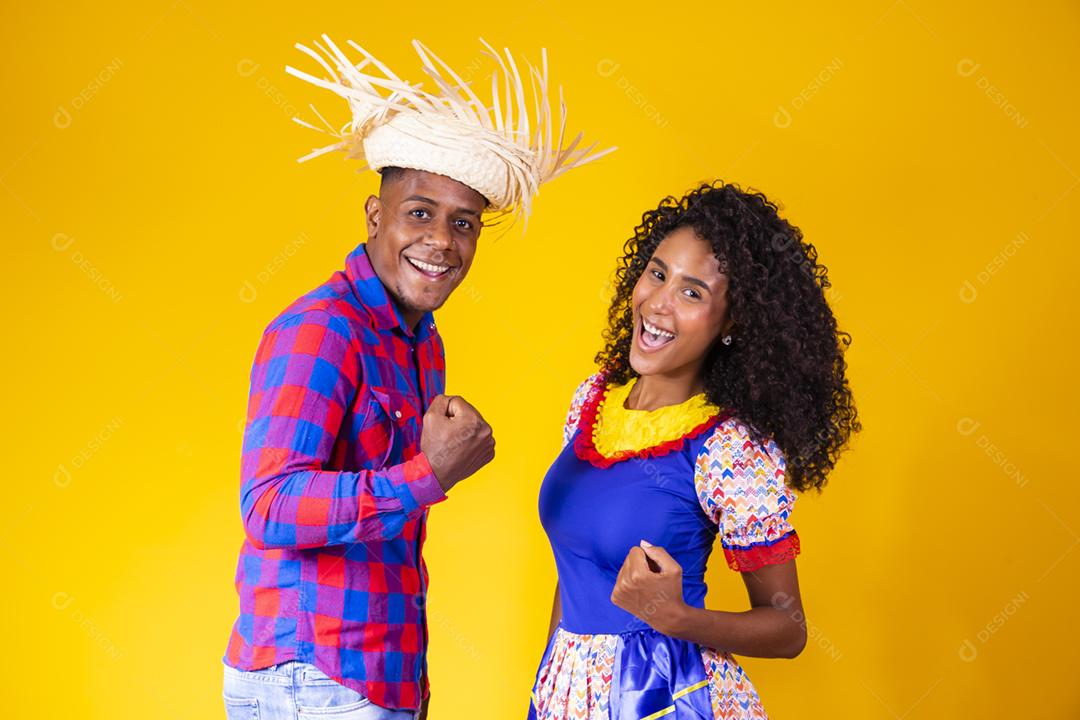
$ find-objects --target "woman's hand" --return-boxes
[610,540,689,635]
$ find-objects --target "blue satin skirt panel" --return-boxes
[527,627,713,719]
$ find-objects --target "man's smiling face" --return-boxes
[364,168,487,329]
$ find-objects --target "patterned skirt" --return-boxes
[528,627,770,719]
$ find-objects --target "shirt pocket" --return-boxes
[355,387,422,470]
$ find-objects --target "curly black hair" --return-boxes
[595,181,860,493]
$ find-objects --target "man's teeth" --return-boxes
[407,257,450,274]
[643,319,676,339]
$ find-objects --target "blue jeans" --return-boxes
[222,661,421,720]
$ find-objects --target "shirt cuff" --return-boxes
[397,452,449,509]
[722,530,801,572]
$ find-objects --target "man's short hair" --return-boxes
[379,166,407,189]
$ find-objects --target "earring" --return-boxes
[721,335,733,345]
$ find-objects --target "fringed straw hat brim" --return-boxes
[284,35,615,226]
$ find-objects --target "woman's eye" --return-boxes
[651,269,665,281]
[684,288,701,299]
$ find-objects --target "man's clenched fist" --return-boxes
[420,394,495,493]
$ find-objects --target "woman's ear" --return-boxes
[721,315,735,338]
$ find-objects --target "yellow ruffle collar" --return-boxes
[592,377,720,457]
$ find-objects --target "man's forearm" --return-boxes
[241,452,447,550]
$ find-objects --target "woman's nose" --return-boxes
[643,293,669,315]
[646,288,672,314]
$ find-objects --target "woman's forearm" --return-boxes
[661,604,806,659]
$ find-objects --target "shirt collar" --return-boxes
[345,243,436,342]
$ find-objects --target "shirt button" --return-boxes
[394,410,402,419]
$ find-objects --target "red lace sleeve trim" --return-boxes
[572,374,731,469]
[723,531,801,572]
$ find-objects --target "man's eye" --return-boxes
[409,208,430,219]
[455,218,473,230]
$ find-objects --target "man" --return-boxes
[222,35,612,719]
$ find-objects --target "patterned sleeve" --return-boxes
[694,418,801,572]
[561,373,602,449]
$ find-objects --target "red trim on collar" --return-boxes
[572,375,731,469]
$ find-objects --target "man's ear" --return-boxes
[364,194,381,240]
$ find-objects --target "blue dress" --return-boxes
[527,374,801,720]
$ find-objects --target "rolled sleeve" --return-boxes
[385,452,448,514]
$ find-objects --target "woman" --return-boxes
[528,182,860,719]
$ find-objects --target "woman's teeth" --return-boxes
[406,257,451,275]
[641,318,676,348]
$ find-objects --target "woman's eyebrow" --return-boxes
[652,256,711,292]
[682,275,711,292]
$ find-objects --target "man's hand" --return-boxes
[420,394,495,493]
[610,540,688,635]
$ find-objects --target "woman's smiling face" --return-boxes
[629,226,733,380]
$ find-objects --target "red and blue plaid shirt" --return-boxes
[224,243,448,710]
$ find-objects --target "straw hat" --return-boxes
[285,35,616,224]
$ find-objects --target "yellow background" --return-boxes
[4,1,1078,717]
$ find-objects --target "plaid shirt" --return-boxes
[224,243,448,710]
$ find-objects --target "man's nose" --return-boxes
[424,222,453,251]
